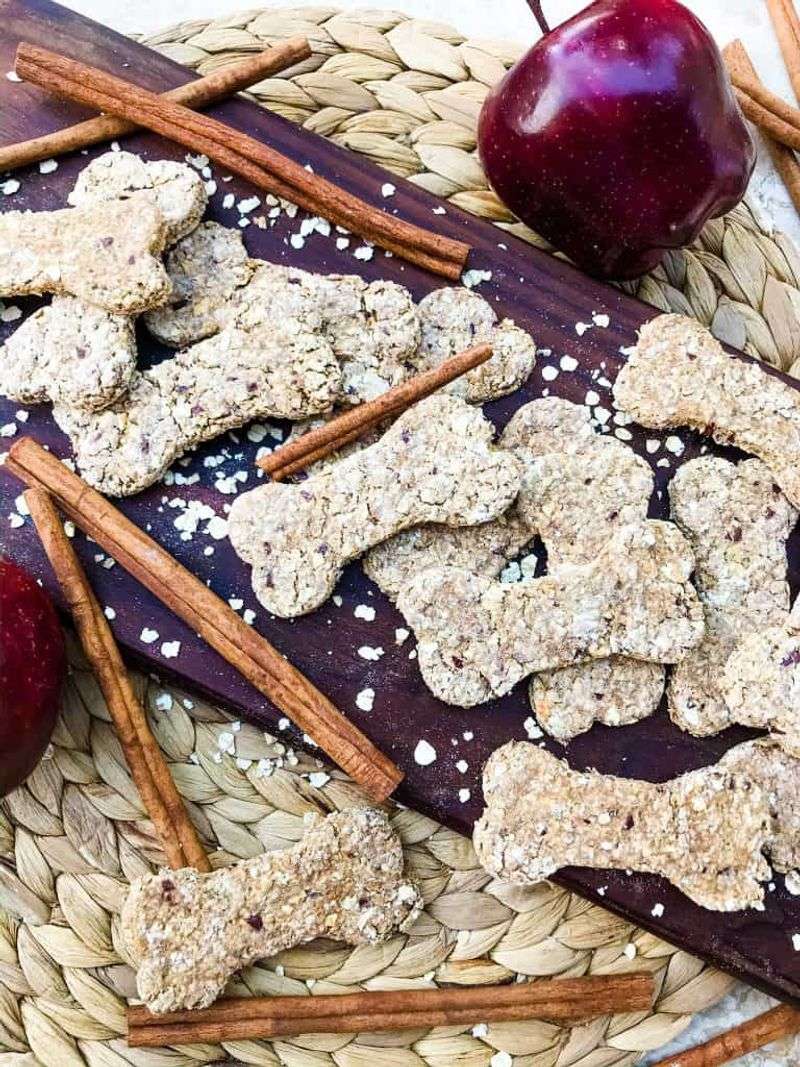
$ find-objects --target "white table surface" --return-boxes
[57,0,800,1062]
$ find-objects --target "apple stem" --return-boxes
[525,0,550,34]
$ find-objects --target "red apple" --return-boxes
[478,0,755,279]
[0,557,65,795]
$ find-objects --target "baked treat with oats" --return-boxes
[474,741,771,913]
[397,521,704,707]
[122,809,421,1014]
[0,200,171,314]
[228,394,522,617]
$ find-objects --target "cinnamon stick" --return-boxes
[14,43,471,280]
[127,974,655,1046]
[729,65,800,138]
[728,75,800,151]
[258,342,493,480]
[23,488,210,872]
[0,37,311,172]
[650,1002,800,1067]
[7,439,402,803]
[724,41,800,216]
[766,0,800,104]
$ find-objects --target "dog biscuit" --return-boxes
[143,221,256,345]
[517,429,662,739]
[143,222,421,404]
[721,739,800,876]
[667,457,794,735]
[364,398,596,601]
[68,151,207,246]
[720,602,800,756]
[228,394,522,617]
[0,200,171,314]
[0,296,136,412]
[54,310,341,496]
[397,521,704,706]
[122,808,422,1014]
[474,741,771,912]
[416,287,537,402]
[614,313,800,508]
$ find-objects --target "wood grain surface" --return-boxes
[1,0,799,1005]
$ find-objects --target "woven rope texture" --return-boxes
[4,6,798,1065]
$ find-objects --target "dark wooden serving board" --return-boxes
[2,0,800,1006]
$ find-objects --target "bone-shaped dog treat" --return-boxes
[54,310,341,496]
[523,444,663,738]
[510,408,663,739]
[121,808,422,1014]
[721,739,800,876]
[364,399,598,601]
[366,397,664,737]
[720,601,800,756]
[143,222,256,345]
[0,296,136,412]
[364,511,534,600]
[473,741,771,912]
[228,394,522,617]
[415,288,537,402]
[68,151,208,246]
[142,222,421,405]
[614,313,800,508]
[0,200,171,314]
[396,521,704,706]
[667,456,794,736]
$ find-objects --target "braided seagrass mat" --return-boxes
[3,7,800,1067]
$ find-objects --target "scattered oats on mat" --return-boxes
[38,159,58,174]
[140,628,158,644]
[0,179,19,196]
[5,70,21,82]
[592,312,610,327]
[160,640,181,659]
[354,603,376,621]
[575,321,591,336]
[541,365,558,381]
[490,1052,513,1067]
[459,788,471,803]
[103,606,116,620]
[651,903,665,917]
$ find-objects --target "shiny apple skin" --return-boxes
[0,558,65,796]
[478,0,755,279]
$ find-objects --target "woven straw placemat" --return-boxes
[2,7,800,1067]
